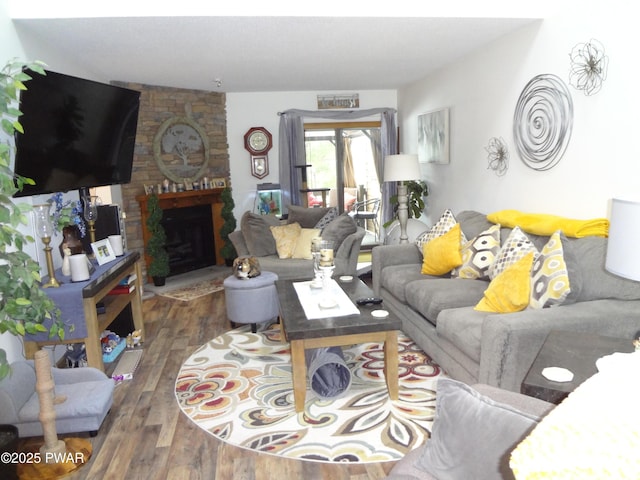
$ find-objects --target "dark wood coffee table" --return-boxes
[276,277,402,412]
[521,329,634,404]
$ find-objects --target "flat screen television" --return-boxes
[13,69,140,197]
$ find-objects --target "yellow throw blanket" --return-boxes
[487,209,609,238]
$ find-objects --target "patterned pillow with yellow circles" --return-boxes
[529,230,571,309]
[415,209,467,254]
[488,226,538,280]
[451,224,501,280]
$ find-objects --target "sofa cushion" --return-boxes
[320,214,357,251]
[452,223,501,280]
[404,278,488,323]
[475,253,534,313]
[416,378,541,480]
[270,222,302,259]
[530,231,571,309]
[287,205,332,228]
[489,226,538,279]
[571,236,640,302]
[421,224,463,276]
[436,307,486,362]
[240,211,280,257]
[456,210,496,240]
[380,264,426,303]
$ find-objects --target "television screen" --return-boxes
[13,69,140,197]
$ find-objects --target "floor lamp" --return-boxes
[383,154,421,244]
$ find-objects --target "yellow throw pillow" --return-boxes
[475,252,534,313]
[292,228,322,259]
[270,222,302,259]
[421,223,463,275]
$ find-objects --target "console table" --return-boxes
[24,251,145,373]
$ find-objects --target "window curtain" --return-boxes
[278,108,397,221]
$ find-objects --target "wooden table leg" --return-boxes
[384,331,399,400]
[290,339,307,412]
[83,297,105,372]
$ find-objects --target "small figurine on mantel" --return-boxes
[61,246,72,276]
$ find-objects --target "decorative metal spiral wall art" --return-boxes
[485,137,509,176]
[569,39,608,96]
[513,74,573,171]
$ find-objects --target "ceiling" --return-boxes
[11,14,540,93]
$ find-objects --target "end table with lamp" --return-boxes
[383,154,421,244]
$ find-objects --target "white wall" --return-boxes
[0,5,94,363]
[226,90,397,221]
[398,4,640,226]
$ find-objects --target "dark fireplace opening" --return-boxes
[162,204,216,276]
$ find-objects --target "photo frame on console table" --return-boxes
[91,239,117,265]
[418,108,450,164]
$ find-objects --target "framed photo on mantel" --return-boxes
[418,108,450,164]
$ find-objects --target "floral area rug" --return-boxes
[175,325,443,463]
[158,278,224,302]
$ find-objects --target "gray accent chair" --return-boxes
[229,207,366,280]
[385,379,554,480]
[0,361,114,437]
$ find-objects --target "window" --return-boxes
[304,122,382,243]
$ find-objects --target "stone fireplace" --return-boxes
[114,81,229,280]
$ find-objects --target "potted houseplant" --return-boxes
[145,193,170,286]
[219,186,237,266]
[383,180,429,228]
[0,59,66,478]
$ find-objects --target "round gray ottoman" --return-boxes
[223,271,279,332]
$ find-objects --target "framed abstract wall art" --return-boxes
[418,108,450,164]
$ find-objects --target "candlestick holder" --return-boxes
[310,237,324,288]
[83,195,100,245]
[318,265,337,309]
[34,204,60,288]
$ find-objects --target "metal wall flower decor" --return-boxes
[485,137,509,176]
[569,39,609,96]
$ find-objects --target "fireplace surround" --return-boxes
[136,189,225,280]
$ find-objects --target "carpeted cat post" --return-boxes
[34,349,67,461]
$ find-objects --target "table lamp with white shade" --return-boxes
[383,154,421,244]
[605,198,640,281]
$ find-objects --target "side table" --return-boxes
[521,329,634,404]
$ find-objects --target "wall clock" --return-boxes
[244,127,272,179]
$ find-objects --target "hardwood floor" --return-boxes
[18,279,396,480]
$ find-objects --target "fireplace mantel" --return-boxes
[136,189,225,279]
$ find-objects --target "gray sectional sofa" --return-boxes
[373,210,640,392]
[229,206,365,280]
